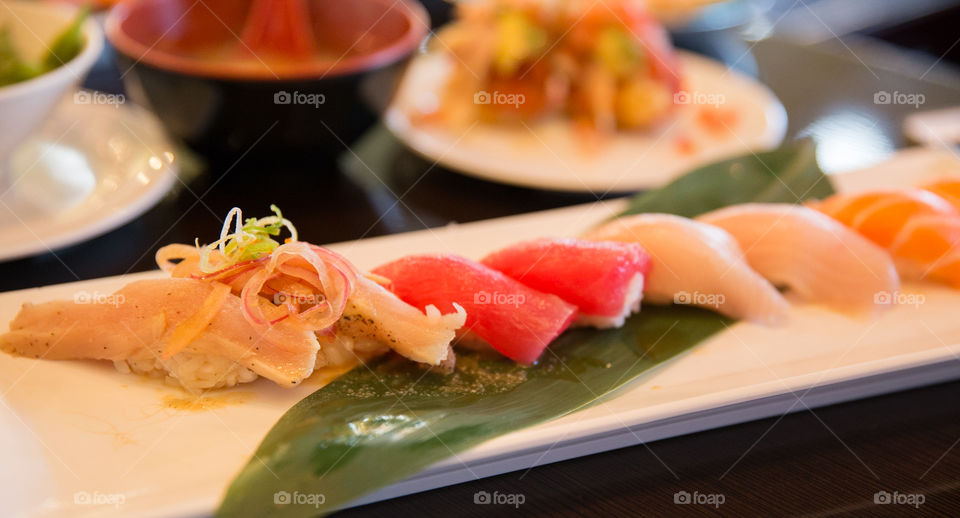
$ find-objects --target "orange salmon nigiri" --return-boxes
[814,189,960,288]
[922,178,960,211]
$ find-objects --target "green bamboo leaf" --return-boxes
[621,138,832,218]
[218,306,727,516]
[217,141,835,517]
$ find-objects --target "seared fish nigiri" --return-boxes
[322,275,466,368]
[159,243,467,369]
[0,278,321,392]
[1,206,470,392]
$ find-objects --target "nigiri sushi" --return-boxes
[582,213,790,324]
[156,208,467,369]
[922,178,960,211]
[481,238,651,328]
[159,243,467,369]
[0,207,469,392]
[814,189,960,288]
[373,254,578,364]
[329,275,466,368]
[698,204,900,312]
[0,278,321,392]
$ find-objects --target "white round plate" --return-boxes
[0,92,178,261]
[386,51,787,193]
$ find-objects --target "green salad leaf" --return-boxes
[217,140,834,517]
[0,26,39,86]
[0,7,88,87]
[41,6,90,72]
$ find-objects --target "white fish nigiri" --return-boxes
[583,213,789,324]
[698,203,900,311]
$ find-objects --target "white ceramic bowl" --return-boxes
[0,1,103,167]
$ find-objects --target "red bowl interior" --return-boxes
[105,0,429,80]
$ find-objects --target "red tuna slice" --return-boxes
[482,238,651,328]
[372,254,578,364]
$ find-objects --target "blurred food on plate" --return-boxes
[420,0,682,138]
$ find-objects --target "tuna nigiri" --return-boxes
[582,214,790,324]
[0,278,321,392]
[814,189,960,288]
[698,204,900,311]
[372,254,578,364]
[481,238,651,328]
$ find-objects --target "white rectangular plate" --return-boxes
[2,148,960,517]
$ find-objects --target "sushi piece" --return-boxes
[158,238,466,369]
[582,213,790,324]
[814,189,960,287]
[0,278,321,392]
[0,206,471,392]
[326,275,467,368]
[481,238,651,328]
[698,204,900,311]
[922,178,960,211]
[372,254,578,364]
